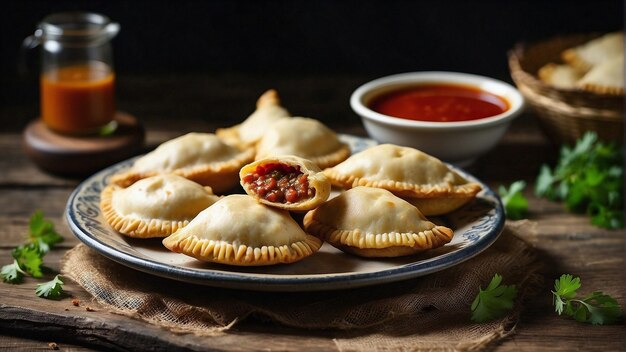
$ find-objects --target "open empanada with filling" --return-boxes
[304,187,454,257]
[110,132,255,193]
[101,174,219,238]
[162,195,322,266]
[216,89,290,148]
[240,155,331,211]
[323,144,482,215]
[255,117,351,169]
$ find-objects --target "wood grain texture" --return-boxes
[0,103,624,351]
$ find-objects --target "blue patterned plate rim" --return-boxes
[65,134,505,292]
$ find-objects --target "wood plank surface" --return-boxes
[0,108,624,351]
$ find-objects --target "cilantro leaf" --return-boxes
[553,274,580,315]
[12,244,43,278]
[35,275,64,299]
[1,259,26,284]
[535,165,556,199]
[554,274,581,299]
[580,292,622,325]
[535,132,623,229]
[499,181,529,220]
[471,274,518,323]
[552,274,623,325]
[29,210,63,250]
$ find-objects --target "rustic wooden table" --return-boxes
[1,75,624,351]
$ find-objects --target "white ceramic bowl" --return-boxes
[351,71,525,166]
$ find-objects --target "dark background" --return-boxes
[1,0,623,130]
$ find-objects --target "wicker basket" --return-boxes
[508,33,624,144]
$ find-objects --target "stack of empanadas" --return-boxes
[100,90,486,266]
[215,89,290,148]
[538,31,623,95]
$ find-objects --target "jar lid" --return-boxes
[37,12,119,45]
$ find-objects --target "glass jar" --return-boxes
[23,12,120,135]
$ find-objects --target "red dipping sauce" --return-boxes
[369,84,509,122]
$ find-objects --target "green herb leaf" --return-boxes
[554,274,581,299]
[535,165,555,199]
[499,181,529,220]
[1,259,26,284]
[552,274,622,325]
[35,275,64,299]
[12,244,43,278]
[535,132,623,229]
[471,274,518,323]
[581,292,622,325]
[29,210,63,251]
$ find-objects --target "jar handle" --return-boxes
[105,22,120,39]
[18,29,43,76]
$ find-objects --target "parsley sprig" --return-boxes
[535,132,623,229]
[12,244,44,278]
[1,211,66,299]
[552,274,622,325]
[35,275,65,299]
[0,259,26,284]
[29,210,63,254]
[471,274,518,322]
[499,181,529,220]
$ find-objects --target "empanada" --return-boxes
[577,54,624,95]
[255,117,351,169]
[561,31,624,73]
[538,63,583,89]
[101,174,219,238]
[323,144,482,215]
[303,187,454,257]
[110,132,255,193]
[162,195,322,266]
[240,155,331,211]
[216,89,290,148]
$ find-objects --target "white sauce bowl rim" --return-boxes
[351,71,525,130]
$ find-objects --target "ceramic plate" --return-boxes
[66,134,504,292]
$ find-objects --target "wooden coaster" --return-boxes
[23,112,145,177]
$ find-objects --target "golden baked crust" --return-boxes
[255,117,351,169]
[323,144,482,215]
[215,89,290,148]
[403,197,479,217]
[538,63,582,89]
[303,187,454,257]
[561,32,624,73]
[162,195,322,266]
[577,54,624,96]
[100,174,219,238]
[239,155,331,211]
[109,133,255,193]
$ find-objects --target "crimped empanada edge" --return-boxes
[162,233,323,266]
[109,147,255,192]
[308,142,352,169]
[303,213,454,251]
[322,171,482,199]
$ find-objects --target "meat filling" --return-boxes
[242,163,315,203]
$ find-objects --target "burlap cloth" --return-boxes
[61,220,543,351]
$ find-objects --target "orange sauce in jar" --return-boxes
[41,61,115,134]
[369,84,509,122]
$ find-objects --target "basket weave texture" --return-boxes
[508,33,624,144]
